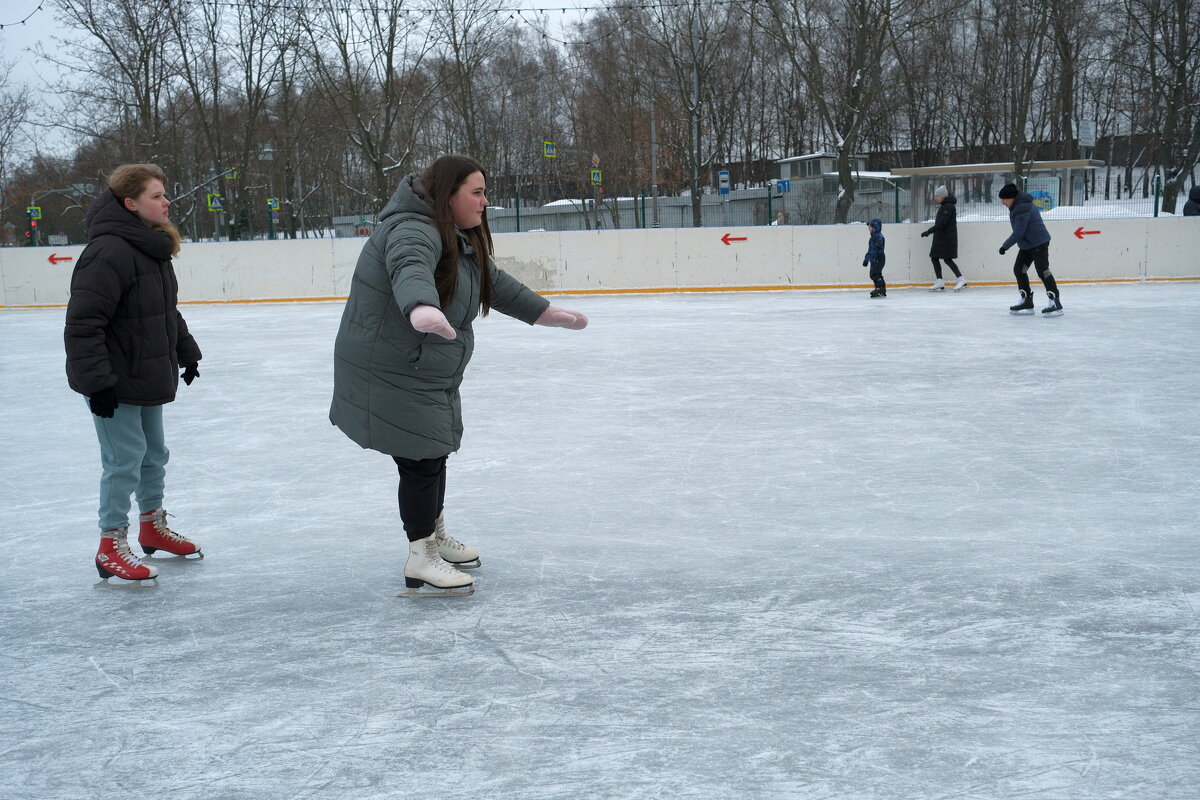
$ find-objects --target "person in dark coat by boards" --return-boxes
[921,185,968,291]
[329,154,588,598]
[862,218,886,297]
[1183,185,1200,216]
[65,164,204,585]
[998,182,1062,316]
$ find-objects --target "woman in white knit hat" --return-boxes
[920,185,967,291]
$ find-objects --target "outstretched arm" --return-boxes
[535,305,588,330]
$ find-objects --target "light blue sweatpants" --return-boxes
[91,402,169,531]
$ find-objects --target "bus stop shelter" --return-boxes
[893,159,1106,221]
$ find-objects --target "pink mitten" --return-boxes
[409,304,456,339]
[535,305,589,330]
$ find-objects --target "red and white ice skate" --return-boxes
[138,509,203,559]
[96,527,159,584]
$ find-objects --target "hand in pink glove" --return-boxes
[409,304,456,340]
[535,305,589,330]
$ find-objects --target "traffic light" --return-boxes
[24,206,42,246]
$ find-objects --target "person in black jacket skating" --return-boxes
[65,164,204,584]
[998,182,1062,316]
[1183,185,1200,216]
[921,185,967,291]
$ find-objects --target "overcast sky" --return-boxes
[1,0,76,86]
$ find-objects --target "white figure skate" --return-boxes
[435,513,480,569]
[399,535,474,598]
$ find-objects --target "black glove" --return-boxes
[89,387,119,418]
[862,260,868,267]
[921,230,931,237]
[181,363,199,386]
[998,246,1007,255]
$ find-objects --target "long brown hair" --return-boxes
[418,155,494,315]
[108,163,182,257]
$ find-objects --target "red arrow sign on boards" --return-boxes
[1073,227,1100,239]
[48,253,74,265]
[721,233,747,245]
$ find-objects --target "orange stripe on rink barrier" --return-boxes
[2,277,1197,310]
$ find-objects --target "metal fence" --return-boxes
[480,170,1173,234]
[324,169,1185,238]
[483,182,908,234]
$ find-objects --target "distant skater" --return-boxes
[65,163,205,585]
[862,218,886,298]
[998,182,1062,316]
[921,185,967,291]
[1184,185,1200,216]
[329,154,588,598]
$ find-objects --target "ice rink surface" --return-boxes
[2,282,1198,799]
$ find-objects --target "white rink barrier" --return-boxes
[3,218,1198,307]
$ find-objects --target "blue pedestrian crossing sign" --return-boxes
[590,169,602,186]
[267,197,279,210]
[207,193,224,211]
[543,141,556,158]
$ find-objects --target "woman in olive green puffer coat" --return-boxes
[330,155,588,596]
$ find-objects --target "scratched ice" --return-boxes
[2,283,1198,799]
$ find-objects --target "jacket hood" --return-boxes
[940,194,957,205]
[1189,186,1200,202]
[868,218,882,233]
[379,173,435,223]
[84,189,175,261]
[378,172,477,254]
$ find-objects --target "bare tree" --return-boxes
[989,0,1052,173]
[763,0,951,223]
[4,0,1195,238]
[426,0,517,163]
[299,0,437,213]
[0,62,32,219]
[1118,0,1200,212]
[620,0,747,226]
[41,0,177,156]
[485,32,579,206]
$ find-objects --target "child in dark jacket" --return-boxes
[862,218,886,298]
[998,183,1062,316]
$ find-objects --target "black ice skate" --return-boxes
[1009,291,1034,315]
[869,289,886,298]
[1042,291,1064,317]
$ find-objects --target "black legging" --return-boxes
[393,455,447,541]
[931,257,962,279]
[1012,244,1060,297]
